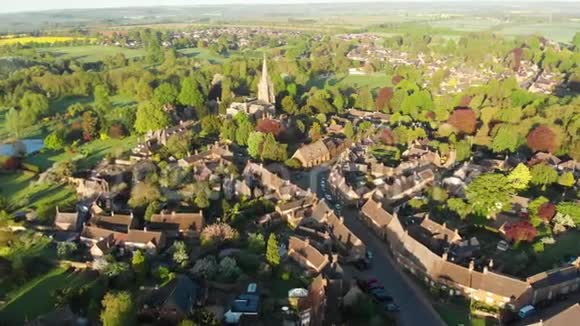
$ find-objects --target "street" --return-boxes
[294,168,446,326]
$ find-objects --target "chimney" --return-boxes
[111,210,114,216]
[442,222,447,229]
[442,252,448,261]
[304,237,310,245]
[376,200,381,208]
[488,259,494,270]
[468,260,474,271]
[338,216,344,223]
[56,206,60,214]
[483,266,489,274]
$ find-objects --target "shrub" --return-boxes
[191,256,218,279]
[527,125,558,153]
[218,257,241,282]
[537,203,556,221]
[448,108,477,134]
[200,223,239,247]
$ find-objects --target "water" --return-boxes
[0,139,44,156]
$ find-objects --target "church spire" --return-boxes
[257,53,276,105]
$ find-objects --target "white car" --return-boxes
[497,240,509,251]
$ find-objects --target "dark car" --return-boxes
[370,288,393,302]
[383,302,401,312]
[357,278,383,292]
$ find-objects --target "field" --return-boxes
[0,36,94,46]
[0,171,76,213]
[309,73,391,91]
[38,45,147,62]
[428,17,502,32]
[496,22,580,43]
[0,267,93,324]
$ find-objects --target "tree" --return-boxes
[5,108,27,138]
[100,291,136,326]
[281,96,298,115]
[309,122,322,141]
[343,122,354,139]
[144,201,160,222]
[556,202,580,224]
[256,119,283,137]
[248,233,265,253]
[191,256,218,279]
[81,111,99,141]
[178,77,205,109]
[57,242,77,258]
[201,115,221,135]
[375,87,394,111]
[466,173,513,218]
[527,125,558,153]
[129,182,161,208]
[153,82,178,106]
[172,241,189,267]
[20,91,49,122]
[200,223,239,246]
[44,130,66,150]
[530,163,558,189]
[430,186,448,202]
[558,172,575,188]
[195,188,210,209]
[537,203,556,222]
[134,101,170,134]
[261,133,287,162]
[508,163,532,191]
[131,250,147,283]
[166,131,193,159]
[448,108,477,134]
[220,119,237,142]
[266,233,280,266]
[354,86,373,111]
[235,120,254,146]
[247,132,265,159]
[552,213,576,234]
[491,125,519,154]
[219,257,241,282]
[504,221,537,242]
[93,85,112,118]
[447,198,471,219]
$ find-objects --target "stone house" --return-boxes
[287,236,330,275]
[149,211,205,238]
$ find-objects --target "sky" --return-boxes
[0,0,573,14]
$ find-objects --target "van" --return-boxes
[518,305,535,319]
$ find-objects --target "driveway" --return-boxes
[294,168,446,326]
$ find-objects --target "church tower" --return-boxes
[257,54,276,105]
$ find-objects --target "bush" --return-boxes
[218,257,241,282]
[200,223,239,247]
[191,256,218,279]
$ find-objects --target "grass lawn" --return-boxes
[0,172,76,212]
[25,135,138,170]
[428,18,502,32]
[268,274,306,298]
[309,73,391,91]
[38,45,147,62]
[0,267,89,324]
[528,230,580,275]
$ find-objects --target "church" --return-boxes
[226,54,276,119]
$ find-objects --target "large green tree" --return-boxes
[100,291,136,326]
[153,82,178,106]
[178,77,205,109]
[134,101,170,133]
[530,163,558,190]
[266,233,280,266]
[466,173,513,218]
[507,163,532,191]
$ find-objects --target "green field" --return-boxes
[497,22,580,43]
[38,45,147,62]
[429,17,502,32]
[0,171,76,213]
[0,267,90,324]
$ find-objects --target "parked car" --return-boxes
[497,240,509,251]
[352,251,373,270]
[370,288,393,302]
[383,302,400,312]
[518,305,535,319]
[356,278,383,291]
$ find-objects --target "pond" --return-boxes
[0,139,44,156]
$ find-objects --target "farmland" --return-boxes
[0,36,94,46]
[38,45,147,62]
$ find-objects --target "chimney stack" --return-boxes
[442,252,448,261]
[469,260,474,271]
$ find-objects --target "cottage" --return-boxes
[288,236,329,275]
[292,140,331,168]
[530,303,580,326]
[149,211,204,238]
[124,229,166,253]
[360,197,394,239]
[91,212,135,233]
[53,207,82,232]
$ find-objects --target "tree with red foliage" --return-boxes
[448,108,477,134]
[511,48,523,72]
[375,87,394,111]
[392,75,403,85]
[255,119,283,137]
[81,111,99,141]
[2,156,21,170]
[504,221,537,242]
[537,203,556,221]
[380,128,396,145]
[527,125,558,153]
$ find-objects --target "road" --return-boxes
[293,169,446,326]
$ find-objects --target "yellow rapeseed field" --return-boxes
[0,36,95,46]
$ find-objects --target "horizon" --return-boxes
[2,0,579,14]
